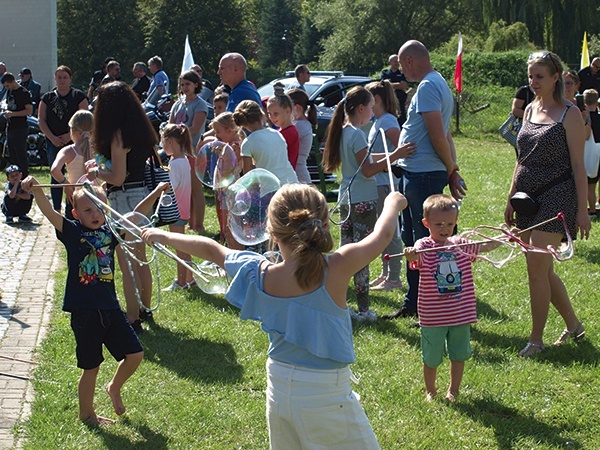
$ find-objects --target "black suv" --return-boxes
[258,72,373,185]
[257,71,373,144]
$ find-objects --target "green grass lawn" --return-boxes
[17,136,600,449]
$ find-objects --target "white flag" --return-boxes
[181,35,195,74]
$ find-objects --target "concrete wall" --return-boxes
[0,0,57,93]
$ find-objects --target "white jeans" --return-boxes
[266,358,380,450]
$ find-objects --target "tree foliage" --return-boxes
[137,0,246,83]
[257,0,301,67]
[313,0,486,71]
[55,0,599,90]
[484,20,535,52]
[57,0,143,88]
[481,0,600,64]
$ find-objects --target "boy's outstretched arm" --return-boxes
[21,176,64,232]
[141,228,229,269]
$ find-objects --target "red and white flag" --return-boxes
[453,33,463,94]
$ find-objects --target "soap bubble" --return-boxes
[111,211,152,245]
[191,260,230,294]
[226,169,281,245]
[194,140,238,189]
[160,193,173,207]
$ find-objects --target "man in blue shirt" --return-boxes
[384,40,466,320]
[147,55,170,104]
[217,53,261,112]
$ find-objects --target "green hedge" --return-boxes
[431,50,532,89]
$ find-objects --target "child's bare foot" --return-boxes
[445,391,458,403]
[81,414,116,426]
[106,383,126,415]
[425,391,437,402]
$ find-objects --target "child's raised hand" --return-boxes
[384,191,408,212]
[403,246,418,262]
[20,176,38,192]
[155,181,170,194]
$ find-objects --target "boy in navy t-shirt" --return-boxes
[22,177,143,426]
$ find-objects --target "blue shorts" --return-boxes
[70,308,143,370]
[421,324,471,368]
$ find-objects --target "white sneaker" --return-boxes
[359,309,377,323]
[162,280,185,292]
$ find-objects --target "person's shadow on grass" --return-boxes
[454,396,581,449]
[90,417,168,449]
[140,321,244,384]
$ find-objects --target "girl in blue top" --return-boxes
[141,183,407,450]
[322,86,415,322]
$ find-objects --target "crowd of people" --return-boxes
[0,40,594,448]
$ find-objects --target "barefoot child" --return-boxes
[22,177,143,425]
[141,184,408,449]
[403,194,497,403]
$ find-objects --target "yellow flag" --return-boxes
[581,32,590,70]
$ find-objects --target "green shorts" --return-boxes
[421,324,472,368]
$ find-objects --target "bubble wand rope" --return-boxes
[80,185,163,312]
[81,184,210,284]
[329,132,377,225]
[377,127,401,238]
[384,213,572,263]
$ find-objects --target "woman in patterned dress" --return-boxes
[504,51,591,358]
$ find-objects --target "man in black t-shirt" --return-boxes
[88,56,114,99]
[131,62,151,102]
[1,73,32,177]
[101,61,122,86]
[380,54,408,127]
[578,57,600,94]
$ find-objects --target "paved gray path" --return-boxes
[0,201,59,449]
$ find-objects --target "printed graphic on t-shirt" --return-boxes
[50,96,68,121]
[434,251,462,294]
[78,231,114,285]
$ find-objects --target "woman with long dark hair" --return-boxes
[90,81,158,334]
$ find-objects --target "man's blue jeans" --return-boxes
[400,170,448,312]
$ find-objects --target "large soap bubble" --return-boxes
[191,260,230,295]
[226,169,281,245]
[194,140,238,189]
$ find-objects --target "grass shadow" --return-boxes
[454,396,582,449]
[89,417,169,449]
[476,298,510,322]
[140,321,244,384]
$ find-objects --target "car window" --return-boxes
[318,83,343,107]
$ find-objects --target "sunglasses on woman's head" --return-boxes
[529,51,561,74]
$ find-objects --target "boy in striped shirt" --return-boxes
[404,194,496,403]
